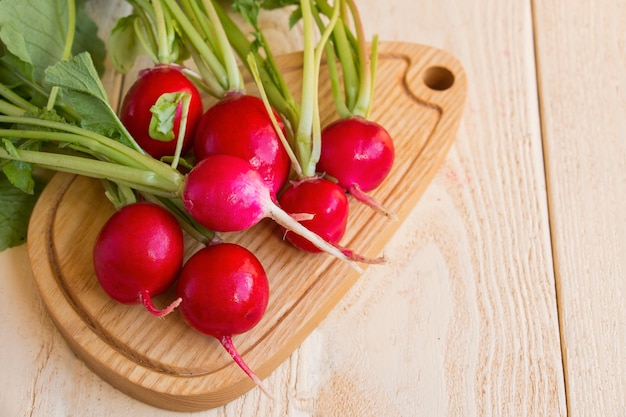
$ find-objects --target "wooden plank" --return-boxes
[320,1,567,415]
[532,0,626,415]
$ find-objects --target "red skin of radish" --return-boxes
[193,92,290,196]
[176,243,269,338]
[176,243,271,394]
[317,116,395,193]
[92,202,184,316]
[182,154,270,232]
[182,154,361,270]
[278,178,349,253]
[119,65,203,159]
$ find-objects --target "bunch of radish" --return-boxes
[95,0,376,396]
[0,0,396,398]
[222,0,396,256]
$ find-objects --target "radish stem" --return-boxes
[47,0,76,111]
[162,0,230,93]
[0,148,183,196]
[246,54,302,177]
[268,202,362,273]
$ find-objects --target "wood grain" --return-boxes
[533,0,626,415]
[26,42,467,411]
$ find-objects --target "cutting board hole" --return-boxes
[423,66,455,91]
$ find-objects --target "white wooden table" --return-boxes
[1,0,625,415]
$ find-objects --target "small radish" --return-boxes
[314,0,396,217]
[92,202,184,317]
[154,0,295,195]
[176,243,272,396]
[278,177,348,253]
[225,1,381,262]
[317,115,394,194]
[119,65,203,160]
[110,1,204,163]
[193,92,290,196]
[182,154,362,271]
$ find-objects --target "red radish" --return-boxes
[176,243,272,396]
[119,65,203,160]
[313,0,396,217]
[92,202,184,317]
[213,2,381,262]
[182,154,362,271]
[193,92,291,196]
[278,178,348,253]
[317,115,395,193]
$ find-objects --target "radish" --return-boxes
[277,177,348,253]
[92,202,184,317]
[182,154,362,271]
[225,0,383,261]
[176,243,272,396]
[111,0,204,166]
[316,115,394,195]
[158,0,293,196]
[119,65,203,160]
[193,92,290,196]
[314,0,396,217]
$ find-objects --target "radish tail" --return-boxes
[219,335,275,400]
[139,290,182,317]
[348,184,398,221]
[268,203,363,273]
[337,245,386,264]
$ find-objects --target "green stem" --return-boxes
[246,54,302,177]
[143,193,217,244]
[169,93,191,169]
[101,180,137,208]
[297,0,339,177]
[130,1,160,63]
[365,35,379,118]
[295,0,316,177]
[0,84,38,113]
[316,0,359,112]
[0,99,27,117]
[346,0,373,117]
[201,0,244,92]
[0,148,183,195]
[184,49,226,97]
[309,0,340,171]
[311,10,350,119]
[0,115,180,183]
[0,129,143,169]
[162,0,229,92]
[211,0,300,129]
[152,0,172,63]
[47,0,76,111]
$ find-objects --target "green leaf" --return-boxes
[261,0,299,10]
[0,0,106,85]
[2,159,35,194]
[44,53,140,150]
[0,0,107,111]
[108,14,145,74]
[1,139,36,194]
[149,92,190,142]
[0,0,68,86]
[0,173,43,251]
[287,6,303,28]
[73,0,107,76]
[232,0,262,29]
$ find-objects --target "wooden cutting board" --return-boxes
[27,42,467,411]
